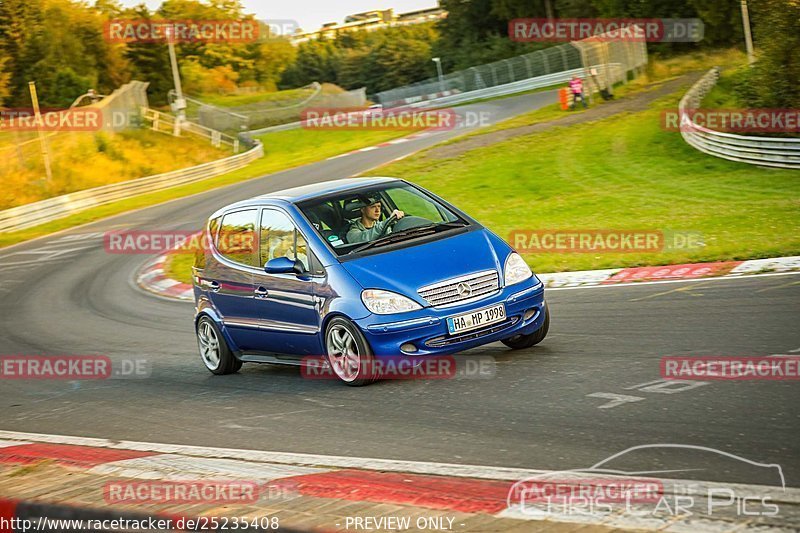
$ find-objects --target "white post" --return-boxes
[740,0,755,65]
[28,81,53,182]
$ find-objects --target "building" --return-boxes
[290,4,446,45]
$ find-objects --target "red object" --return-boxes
[0,443,156,468]
[0,500,17,533]
[559,88,570,110]
[605,261,742,284]
[271,470,514,514]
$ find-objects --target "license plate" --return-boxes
[447,304,506,334]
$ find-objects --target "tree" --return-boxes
[737,0,800,109]
[279,38,340,88]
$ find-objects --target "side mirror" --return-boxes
[264,257,295,274]
[264,257,308,276]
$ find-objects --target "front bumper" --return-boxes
[354,276,545,356]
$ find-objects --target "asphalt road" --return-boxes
[1,90,798,490]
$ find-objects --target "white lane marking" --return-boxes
[788,348,800,353]
[0,430,797,503]
[88,454,328,481]
[0,245,98,268]
[0,439,31,448]
[586,392,645,409]
[358,146,378,152]
[625,379,708,395]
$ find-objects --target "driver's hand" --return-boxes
[392,209,405,220]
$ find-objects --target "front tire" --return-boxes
[325,317,377,386]
[502,302,549,350]
[197,316,242,375]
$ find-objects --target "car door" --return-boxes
[252,208,322,356]
[201,208,264,352]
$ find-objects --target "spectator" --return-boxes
[569,75,588,110]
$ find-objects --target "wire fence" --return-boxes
[180,83,368,133]
[0,81,150,177]
[374,33,647,107]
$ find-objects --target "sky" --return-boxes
[114,1,441,34]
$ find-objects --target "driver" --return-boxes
[346,195,404,244]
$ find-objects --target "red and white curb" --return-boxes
[326,131,435,161]
[136,255,800,302]
[538,256,800,289]
[0,431,797,532]
[136,254,194,301]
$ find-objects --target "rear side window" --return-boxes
[194,216,221,270]
[217,209,258,267]
[260,209,323,275]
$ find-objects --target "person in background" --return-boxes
[569,75,588,110]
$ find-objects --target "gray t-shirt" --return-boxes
[346,218,392,244]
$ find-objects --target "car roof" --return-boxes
[212,177,401,216]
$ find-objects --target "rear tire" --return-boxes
[325,317,377,386]
[502,302,549,350]
[197,316,242,375]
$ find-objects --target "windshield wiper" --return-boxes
[348,226,437,254]
[347,221,468,255]
[433,221,468,229]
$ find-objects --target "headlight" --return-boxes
[361,289,422,314]
[504,252,532,286]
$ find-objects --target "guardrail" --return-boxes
[246,65,623,135]
[0,142,263,233]
[679,67,800,169]
[142,108,241,152]
[408,65,621,109]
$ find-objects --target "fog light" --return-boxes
[523,308,536,321]
[401,343,417,353]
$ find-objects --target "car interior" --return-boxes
[304,192,394,245]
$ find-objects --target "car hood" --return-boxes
[340,228,508,305]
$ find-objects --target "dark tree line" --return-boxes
[0,0,796,108]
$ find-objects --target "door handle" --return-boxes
[254,286,269,299]
[207,280,220,292]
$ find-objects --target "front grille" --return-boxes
[425,316,519,348]
[418,270,499,307]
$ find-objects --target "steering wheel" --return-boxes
[377,213,398,236]
[391,216,433,232]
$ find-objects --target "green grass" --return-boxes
[199,87,316,107]
[0,127,414,248]
[453,48,749,141]
[702,68,746,108]
[369,88,800,274]
[164,252,196,284]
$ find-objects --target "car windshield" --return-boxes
[298,183,467,255]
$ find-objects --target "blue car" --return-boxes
[193,177,548,385]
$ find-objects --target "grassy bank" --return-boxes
[369,87,800,274]
[0,129,229,210]
[0,127,414,248]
